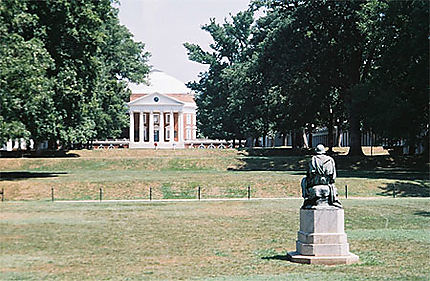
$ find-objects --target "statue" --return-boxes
[301,144,342,208]
[288,144,358,265]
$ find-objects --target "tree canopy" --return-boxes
[185,0,428,155]
[184,10,255,141]
[0,0,150,148]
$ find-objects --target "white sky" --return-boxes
[117,0,251,84]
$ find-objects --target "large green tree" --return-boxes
[28,0,150,146]
[251,1,369,155]
[0,0,150,148]
[184,10,254,142]
[188,0,428,155]
[361,0,429,154]
[250,3,336,147]
[251,0,428,155]
[0,0,56,146]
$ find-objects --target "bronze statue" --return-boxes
[301,144,342,208]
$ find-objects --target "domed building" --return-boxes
[127,70,197,149]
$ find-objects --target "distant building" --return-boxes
[127,70,197,149]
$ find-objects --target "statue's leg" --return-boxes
[301,186,319,208]
[329,184,342,207]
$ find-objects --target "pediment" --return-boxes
[128,93,184,106]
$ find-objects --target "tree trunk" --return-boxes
[423,132,429,159]
[48,139,57,150]
[33,140,38,152]
[232,139,236,148]
[408,137,416,155]
[262,134,266,147]
[247,137,254,148]
[347,109,364,156]
[292,129,304,148]
[255,137,260,147]
[291,131,296,148]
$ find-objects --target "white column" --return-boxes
[149,111,154,143]
[129,111,134,143]
[6,139,13,151]
[169,110,174,143]
[139,111,144,143]
[192,114,197,140]
[178,112,184,143]
[159,111,164,143]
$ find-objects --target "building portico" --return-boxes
[127,70,197,149]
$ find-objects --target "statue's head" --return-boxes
[315,144,326,154]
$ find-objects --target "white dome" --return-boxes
[128,70,190,94]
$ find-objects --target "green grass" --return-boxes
[0,149,428,201]
[161,184,196,199]
[1,149,428,279]
[0,198,429,280]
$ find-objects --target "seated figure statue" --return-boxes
[301,144,342,209]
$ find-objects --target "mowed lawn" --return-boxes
[1,198,429,280]
[1,149,429,280]
[0,149,428,201]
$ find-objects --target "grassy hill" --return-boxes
[0,148,428,201]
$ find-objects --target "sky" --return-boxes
[117,0,251,84]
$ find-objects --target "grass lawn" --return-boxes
[1,198,429,280]
[0,148,428,201]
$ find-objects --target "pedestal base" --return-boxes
[288,207,359,265]
[287,251,359,265]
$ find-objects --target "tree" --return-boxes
[90,8,150,141]
[27,0,150,147]
[0,0,56,146]
[184,10,255,141]
[0,0,150,149]
[186,0,428,155]
[253,0,424,156]
[250,1,347,149]
[361,0,429,154]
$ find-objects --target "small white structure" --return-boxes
[127,70,197,149]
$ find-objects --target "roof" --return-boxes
[130,93,195,103]
[128,69,191,94]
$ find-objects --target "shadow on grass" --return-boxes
[232,153,428,171]
[243,147,315,157]
[337,170,429,180]
[0,150,80,158]
[230,154,429,180]
[377,181,430,197]
[228,157,309,172]
[414,211,430,217]
[0,171,68,181]
[261,255,290,261]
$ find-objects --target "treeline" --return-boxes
[185,0,428,155]
[0,0,149,149]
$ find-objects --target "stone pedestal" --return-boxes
[287,207,359,265]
